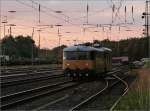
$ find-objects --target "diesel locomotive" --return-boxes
[63,45,112,78]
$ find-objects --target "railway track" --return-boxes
[1,80,79,110]
[1,70,63,84]
[1,67,61,75]
[1,65,127,88]
[30,70,130,111]
[108,74,130,111]
[1,65,60,71]
[68,79,109,111]
[1,66,131,110]
[67,74,129,111]
[33,79,107,111]
[1,73,64,88]
[1,69,62,78]
[109,86,129,111]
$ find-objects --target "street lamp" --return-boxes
[55,24,63,47]
[1,21,8,38]
[55,24,63,66]
[65,32,71,33]
[8,10,16,13]
[7,24,16,36]
[1,16,8,38]
[55,11,63,13]
[1,16,8,66]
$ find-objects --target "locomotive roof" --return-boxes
[63,45,112,52]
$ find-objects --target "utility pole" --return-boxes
[31,27,34,66]
[58,28,61,47]
[38,4,41,50]
[142,0,150,58]
[0,0,1,66]
[1,16,8,66]
[38,4,41,63]
[2,16,8,38]
[7,24,16,36]
[87,3,89,24]
[37,29,41,63]
[57,28,62,66]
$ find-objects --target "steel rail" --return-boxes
[1,73,64,87]
[112,74,129,91]
[109,74,129,111]
[1,66,60,71]
[68,79,109,111]
[1,68,61,75]
[1,80,72,99]
[1,80,78,110]
[69,73,129,111]
[34,95,70,111]
[0,69,62,78]
[33,70,127,111]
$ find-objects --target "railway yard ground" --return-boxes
[0,64,149,110]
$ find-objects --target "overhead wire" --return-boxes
[16,0,82,27]
[14,0,141,46]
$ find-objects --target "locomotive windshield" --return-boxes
[64,52,95,60]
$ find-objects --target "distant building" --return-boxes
[112,56,129,64]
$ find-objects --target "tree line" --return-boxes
[1,35,38,59]
[0,35,148,65]
[69,37,148,61]
[93,37,148,61]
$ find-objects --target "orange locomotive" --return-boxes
[63,45,112,78]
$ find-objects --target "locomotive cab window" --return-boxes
[63,51,95,60]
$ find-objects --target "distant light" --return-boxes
[142,12,146,15]
[9,24,16,26]
[8,10,16,13]
[66,32,71,33]
[37,29,42,32]
[6,24,16,26]
[2,21,8,23]
[126,30,132,31]
[55,11,63,13]
[67,63,70,66]
[55,24,63,27]
[85,63,89,66]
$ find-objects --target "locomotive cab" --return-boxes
[63,51,96,77]
[63,46,112,78]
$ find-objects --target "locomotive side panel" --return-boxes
[95,52,105,73]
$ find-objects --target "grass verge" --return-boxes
[114,68,150,110]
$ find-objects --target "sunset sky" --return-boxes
[0,0,147,49]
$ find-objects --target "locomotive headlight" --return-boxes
[66,63,70,66]
[85,63,89,66]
